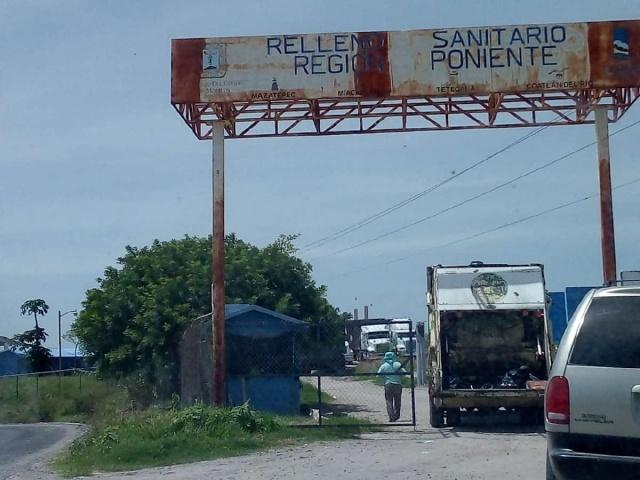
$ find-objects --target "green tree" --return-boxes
[20,299,49,329]
[13,299,51,372]
[13,328,51,372]
[72,234,348,389]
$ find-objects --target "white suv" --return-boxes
[545,286,640,479]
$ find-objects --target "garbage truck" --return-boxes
[426,262,553,427]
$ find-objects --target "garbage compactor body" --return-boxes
[426,263,553,427]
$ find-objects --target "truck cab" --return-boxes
[361,324,394,356]
[427,262,553,427]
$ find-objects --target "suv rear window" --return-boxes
[570,296,640,368]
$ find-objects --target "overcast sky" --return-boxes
[1,0,639,346]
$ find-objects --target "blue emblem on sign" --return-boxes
[202,44,227,78]
[613,28,630,57]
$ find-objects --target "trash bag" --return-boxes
[499,365,530,389]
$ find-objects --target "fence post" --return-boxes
[36,374,39,395]
[317,375,322,427]
[15,375,19,399]
[410,325,417,429]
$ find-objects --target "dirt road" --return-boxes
[318,376,428,424]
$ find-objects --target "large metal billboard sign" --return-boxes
[172,20,640,103]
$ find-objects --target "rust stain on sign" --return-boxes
[172,20,640,104]
[354,31,391,97]
[171,38,205,103]
[588,20,640,88]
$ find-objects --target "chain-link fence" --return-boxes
[299,370,416,427]
[179,315,417,427]
[0,368,105,422]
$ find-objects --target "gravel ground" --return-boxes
[90,428,545,480]
[2,378,546,479]
[91,378,545,480]
[318,376,428,424]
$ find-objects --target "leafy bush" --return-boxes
[73,234,350,390]
[58,403,285,476]
[171,403,278,434]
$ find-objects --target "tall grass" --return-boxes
[0,373,128,423]
[300,381,333,407]
[56,403,369,476]
[1,373,370,476]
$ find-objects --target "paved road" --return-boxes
[0,423,82,480]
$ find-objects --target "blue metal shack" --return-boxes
[225,304,308,415]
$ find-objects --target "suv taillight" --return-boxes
[546,376,570,424]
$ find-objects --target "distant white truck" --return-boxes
[389,319,413,355]
[360,324,393,356]
[427,262,554,427]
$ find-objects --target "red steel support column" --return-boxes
[594,106,617,286]
[211,121,226,405]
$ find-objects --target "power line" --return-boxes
[332,176,640,279]
[299,122,554,252]
[316,119,640,259]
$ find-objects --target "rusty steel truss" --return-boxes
[173,88,639,140]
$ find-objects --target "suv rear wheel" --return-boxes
[545,452,556,480]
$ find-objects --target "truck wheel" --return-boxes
[446,408,461,427]
[429,397,445,428]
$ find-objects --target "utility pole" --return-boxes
[594,106,617,286]
[211,121,226,406]
[58,311,62,371]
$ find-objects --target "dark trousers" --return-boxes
[384,383,402,421]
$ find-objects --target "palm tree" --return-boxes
[20,299,49,329]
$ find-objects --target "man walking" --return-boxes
[377,351,406,422]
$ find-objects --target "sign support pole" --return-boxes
[594,106,617,286]
[211,120,226,405]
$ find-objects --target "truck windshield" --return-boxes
[570,296,640,368]
[367,332,390,340]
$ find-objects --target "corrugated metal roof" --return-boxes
[225,304,307,326]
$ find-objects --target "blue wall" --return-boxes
[547,286,598,344]
[548,292,568,344]
[228,376,302,415]
[0,351,31,376]
[565,287,597,321]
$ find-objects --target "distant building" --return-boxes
[0,343,88,376]
[0,350,30,376]
[0,336,15,351]
[49,347,88,370]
